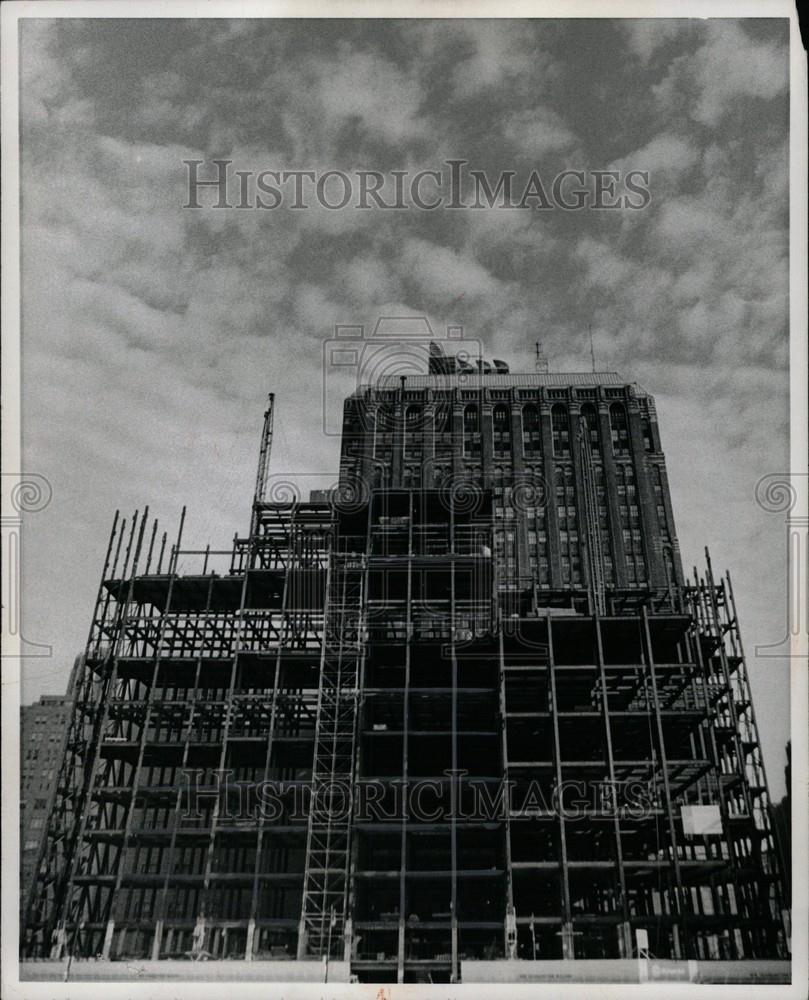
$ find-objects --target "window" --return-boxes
[551,405,570,458]
[433,405,453,463]
[527,524,550,587]
[522,404,541,459]
[616,463,646,584]
[402,465,422,489]
[505,528,516,571]
[493,404,511,458]
[373,405,395,460]
[555,467,581,584]
[609,403,630,457]
[652,466,670,537]
[404,405,423,462]
[641,417,654,452]
[433,463,449,486]
[594,463,614,585]
[463,404,481,456]
[580,403,600,455]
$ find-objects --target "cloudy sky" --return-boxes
[19,18,791,794]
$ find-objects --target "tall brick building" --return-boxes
[20,662,79,913]
[339,359,682,600]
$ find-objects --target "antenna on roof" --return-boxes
[589,325,596,374]
[535,341,549,374]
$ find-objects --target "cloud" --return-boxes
[652,21,788,126]
[336,254,402,305]
[20,20,78,124]
[17,18,791,797]
[399,236,504,304]
[449,21,540,98]
[503,107,577,157]
[609,132,700,183]
[621,19,692,63]
[316,45,426,145]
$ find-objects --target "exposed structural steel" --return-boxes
[23,359,789,982]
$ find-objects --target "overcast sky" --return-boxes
[19,18,790,795]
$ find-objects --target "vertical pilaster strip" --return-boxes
[598,402,627,590]
[626,401,663,588]
[540,403,562,589]
[481,400,494,487]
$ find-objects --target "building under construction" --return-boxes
[22,345,789,981]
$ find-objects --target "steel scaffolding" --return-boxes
[22,376,788,977]
[22,492,788,973]
[298,550,366,959]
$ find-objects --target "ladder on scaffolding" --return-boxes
[298,550,365,959]
[578,415,606,615]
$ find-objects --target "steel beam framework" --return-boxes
[23,494,788,975]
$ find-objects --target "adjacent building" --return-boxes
[20,662,79,913]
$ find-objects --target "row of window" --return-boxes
[489,462,654,588]
[364,459,666,589]
[366,402,652,462]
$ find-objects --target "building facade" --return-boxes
[20,665,78,914]
[339,368,683,605]
[22,356,788,980]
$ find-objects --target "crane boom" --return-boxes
[253,393,275,512]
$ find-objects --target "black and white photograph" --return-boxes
[2,3,806,995]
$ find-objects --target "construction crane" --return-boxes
[251,393,275,532]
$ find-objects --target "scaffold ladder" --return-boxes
[298,550,365,959]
